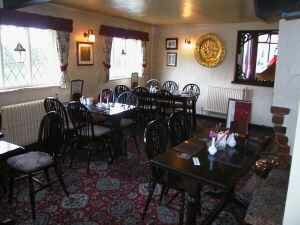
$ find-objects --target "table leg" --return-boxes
[185,185,202,225]
[111,117,123,158]
[192,99,196,130]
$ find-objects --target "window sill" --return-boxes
[0,84,62,93]
[231,80,274,88]
[109,76,143,81]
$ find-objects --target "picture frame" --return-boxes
[166,38,178,50]
[166,52,177,67]
[77,42,94,66]
[226,98,252,135]
[131,72,139,88]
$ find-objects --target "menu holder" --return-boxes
[173,140,205,159]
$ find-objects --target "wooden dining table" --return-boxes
[84,102,136,157]
[151,136,259,225]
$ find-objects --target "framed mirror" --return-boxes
[233,30,279,87]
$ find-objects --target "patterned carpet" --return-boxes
[0,138,259,225]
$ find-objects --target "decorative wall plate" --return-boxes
[194,33,225,68]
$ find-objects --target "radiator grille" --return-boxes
[205,86,248,114]
[1,100,45,146]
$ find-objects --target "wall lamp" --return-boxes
[84,29,96,43]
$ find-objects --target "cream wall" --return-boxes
[151,22,278,126]
[0,3,152,106]
[273,18,300,152]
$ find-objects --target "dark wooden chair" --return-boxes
[116,91,139,154]
[142,119,186,225]
[133,86,157,124]
[146,79,160,90]
[168,111,192,147]
[70,79,84,101]
[183,83,200,101]
[67,101,113,173]
[158,89,175,119]
[7,112,69,220]
[99,88,114,103]
[114,85,130,101]
[44,97,76,141]
[162,80,179,92]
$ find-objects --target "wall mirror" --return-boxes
[233,30,279,87]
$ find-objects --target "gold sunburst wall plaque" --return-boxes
[194,33,225,68]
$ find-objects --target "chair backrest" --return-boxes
[67,101,94,140]
[114,85,130,100]
[168,111,191,146]
[38,111,65,157]
[70,79,84,101]
[183,83,200,100]
[146,79,160,90]
[117,91,138,106]
[162,80,179,92]
[132,86,149,95]
[144,120,168,160]
[44,97,70,130]
[99,88,114,103]
[132,86,151,108]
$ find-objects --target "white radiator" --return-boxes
[205,86,249,114]
[1,100,45,146]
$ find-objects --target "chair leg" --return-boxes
[87,150,92,174]
[179,192,185,225]
[142,182,156,220]
[0,175,7,194]
[132,135,139,154]
[69,141,78,168]
[106,143,114,164]
[28,175,36,220]
[8,177,14,204]
[44,169,50,184]
[54,165,69,197]
[159,185,167,204]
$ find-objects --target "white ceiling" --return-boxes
[51,0,260,25]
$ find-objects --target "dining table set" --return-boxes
[0,81,263,225]
[150,134,260,225]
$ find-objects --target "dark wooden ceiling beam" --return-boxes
[3,0,50,9]
[255,0,300,21]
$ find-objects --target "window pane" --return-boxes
[258,34,269,42]
[110,37,143,80]
[0,25,61,90]
[256,43,269,73]
[271,34,279,44]
[0,25,30,89]
[29,28,61,86]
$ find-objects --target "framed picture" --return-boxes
[131,72,138,88]
[166,52,177,67]
[226,99,252,135]
[77,42,94,66]
[166,38,178,50]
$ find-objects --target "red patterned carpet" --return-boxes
[0,139,259,225]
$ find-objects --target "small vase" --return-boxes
[208,137,218,155]
[227,133,237,148]
[217,133,227,150]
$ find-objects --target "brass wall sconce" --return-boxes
[185,38,191,45]
[84,29,96,43]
